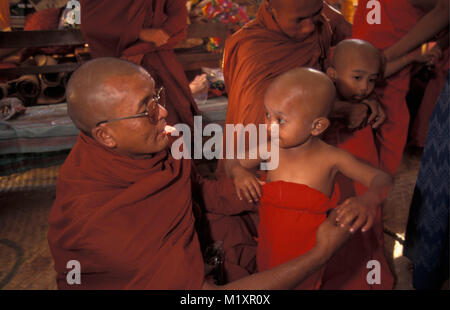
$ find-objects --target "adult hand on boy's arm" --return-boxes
[335,194,379,233]
[203,209,351,290]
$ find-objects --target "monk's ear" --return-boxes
[311,117,330,136]
[326,67,337,81]
[91,126,117,149]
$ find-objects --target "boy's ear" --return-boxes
[326,67,337,81]
[91,126,117,149]
[311,117,330,136]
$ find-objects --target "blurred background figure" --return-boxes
[0,0,11,31]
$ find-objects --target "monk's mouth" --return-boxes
[157,121,168,137]
[353,95,366,101]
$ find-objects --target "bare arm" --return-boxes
[384,0,449,61]
[384,49,423,78]
[335,148,393,203]
[203,210,351,290]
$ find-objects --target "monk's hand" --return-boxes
[346,102,369,131]
[314,209,351,260]
[139,28,170,47]
[231,165,265,203]
[362,98,386,129]
[334,194,379,233]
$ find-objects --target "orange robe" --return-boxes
[223,0,350,128]
[257,181,340,290]
[352,0,424,175]
[80,0,199,129]
[48,133,255,289]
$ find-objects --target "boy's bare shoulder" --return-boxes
[317,140,353,162]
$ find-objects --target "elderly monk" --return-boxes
[79,0,198,129]
[47,58,350,289]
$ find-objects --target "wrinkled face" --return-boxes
[333,53,380,103]
[271,0,323,40]
[264,89,315,149]
[103,73,169,157]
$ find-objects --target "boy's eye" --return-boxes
[265,112,271,119]
[353,76,361,80]
[369,78,376,83]
[279,119,286,125]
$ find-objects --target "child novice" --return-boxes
[226,67,393,289]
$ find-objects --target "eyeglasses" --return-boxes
[95,86,165,127]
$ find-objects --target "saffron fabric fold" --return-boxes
[48,133,255,289]
[257,181,340,290]
[80,0,199,129]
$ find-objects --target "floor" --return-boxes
[0,147,445,290]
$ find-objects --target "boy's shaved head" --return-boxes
[332,39,381,70]
[266,67,336,118]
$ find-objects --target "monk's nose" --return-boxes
[158,104,168,120]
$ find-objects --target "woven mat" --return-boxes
[0,165,60,193]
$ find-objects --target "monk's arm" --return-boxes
[203,210,351,290]
[384,0,449,61]
[139,0,188,48]
[330,100,369,130]
[384,49,423,78]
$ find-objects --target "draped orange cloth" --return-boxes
[223,0,351,128]
[352,0,424,175]
[80,0,199,129]
[257,181,340,290]
[48,133,255,289]
[0,0,10,30]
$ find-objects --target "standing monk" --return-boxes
[80,0,199,129]
[352,0,448,175]
[223,0,352,130]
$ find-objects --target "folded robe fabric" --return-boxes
[48,132,255,289]
[257,181,340,290]
[80,0,199,129]
[352,0,424,175]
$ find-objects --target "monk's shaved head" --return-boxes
[332,39,381,71]
[66,58,153,135]
[266,67,336,118]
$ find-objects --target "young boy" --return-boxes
[226,67,393,289]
